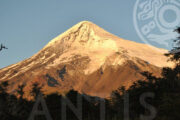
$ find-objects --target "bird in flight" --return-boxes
[0,44,8,51]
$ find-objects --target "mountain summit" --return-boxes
[0,21,172,98]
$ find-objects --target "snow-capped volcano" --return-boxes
[0,21,173,98]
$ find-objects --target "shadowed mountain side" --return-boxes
[0,54,160,98]
[0,21,171,98]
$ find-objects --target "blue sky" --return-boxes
[0,0,178,68]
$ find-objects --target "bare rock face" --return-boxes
[0,21,173,98]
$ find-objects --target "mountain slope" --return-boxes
[0,21,172,98]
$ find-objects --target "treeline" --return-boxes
[0,82,106,120]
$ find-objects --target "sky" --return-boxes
[0,0,179,69]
